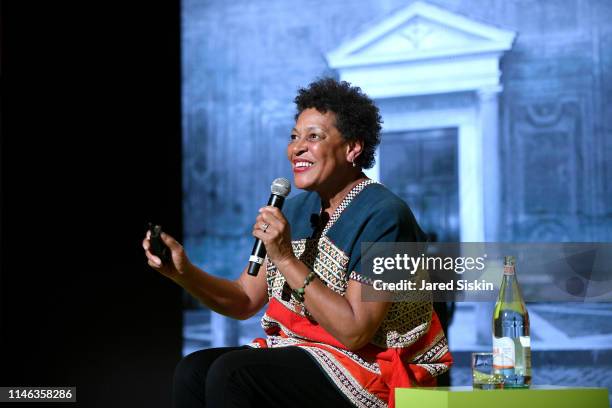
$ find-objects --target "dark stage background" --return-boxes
[1,1,183,407]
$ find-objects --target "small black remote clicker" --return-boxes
[148,222,171,264]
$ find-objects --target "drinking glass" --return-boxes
[471,352,503,389]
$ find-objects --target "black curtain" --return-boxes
[1,1,183,406]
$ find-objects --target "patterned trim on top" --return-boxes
[410,331,452,377]
[411,332,449,365]
[331,347,381,374]
[300,347,387,408]
[370,302,432,349]
[418,362,451,377]
[322,179,377,236]
[260,313,381,374]
[266,236,351,317]
[349,270,374,286]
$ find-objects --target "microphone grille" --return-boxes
[271,178,291,197]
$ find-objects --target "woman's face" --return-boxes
[287,108,351,191]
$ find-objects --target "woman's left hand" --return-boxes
[253,206,295,266]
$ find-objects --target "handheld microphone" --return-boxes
[248,178,291,276]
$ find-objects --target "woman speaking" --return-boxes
[143,78,452,408]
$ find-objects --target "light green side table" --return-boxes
[395,385,610,408]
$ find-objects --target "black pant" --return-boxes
[173,346,355,408]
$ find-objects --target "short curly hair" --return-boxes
[294,77,382,169]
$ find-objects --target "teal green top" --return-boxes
[283,182,427,277]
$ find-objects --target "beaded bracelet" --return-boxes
[292,271,316,302]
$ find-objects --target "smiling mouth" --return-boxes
[294,161,314,172]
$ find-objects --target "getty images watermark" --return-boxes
[358,242,612,302]
[371,252,492,292]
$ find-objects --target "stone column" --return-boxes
[475,86,501,346]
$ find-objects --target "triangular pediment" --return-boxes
[327,1,515,68]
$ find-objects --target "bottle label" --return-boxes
[519,336,530,348]
[493,336,515,368]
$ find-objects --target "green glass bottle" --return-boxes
[492,256,531,388]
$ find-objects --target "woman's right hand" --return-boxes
[142,230,192,281]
